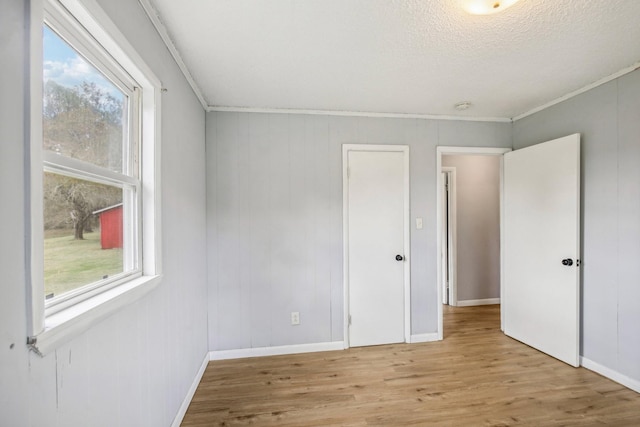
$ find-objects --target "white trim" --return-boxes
[27,0,45,339]
[30,275,161,356]
[170,353,209,427]
[137,0,208,110]
[42,151,140,187]
[402,147,411,342]
[44,270,144,317]
[210,341,345,361]
[438,147,512,156]
[436,146,511,341]
[513,62,640,121]
[141,86,162,278]
[441,167,457,306]
[499,153,506,332]
[456,298,501,307]
[209,106,511,123]
[580,357,640,394]
[409,333,440,344]
[342,147,349,348]
[342,144,411,348]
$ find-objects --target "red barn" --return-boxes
[93,203,123,249]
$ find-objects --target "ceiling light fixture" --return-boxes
[460,0,521,15]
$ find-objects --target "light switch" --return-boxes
[416,217,423,230]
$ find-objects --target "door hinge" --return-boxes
[347,167,351,178]
[348,315,352,326]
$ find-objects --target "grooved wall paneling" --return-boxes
[513,69,640,384]
[207,113,511,350]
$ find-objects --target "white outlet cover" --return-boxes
[291,312,300,325]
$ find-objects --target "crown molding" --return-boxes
[207,106,512,123]
[138,0,208,109]
[513,61,640,121]
[137,1,640,124]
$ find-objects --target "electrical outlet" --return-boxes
[291,311,300,325]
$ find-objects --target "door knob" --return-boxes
[395,255,404,261]
[562,258,573,266]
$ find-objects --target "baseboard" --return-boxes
[171,352,209,427]
[409,333,440,343]
[580,357,640,394]
[210,341,346,361]
[456,298,500,307]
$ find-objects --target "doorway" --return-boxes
[343,144,410,348]
[436,147,511,338]
[437,139,581,367]
[441,154,502,309]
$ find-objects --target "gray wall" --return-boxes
[207,113,511,350]
[442,155,501,302]
[513,69,640,385]
[0,0,208,425]
[4,0,637,419]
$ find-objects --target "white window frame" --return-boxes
[42,13,141,315]
[27,0,162,356]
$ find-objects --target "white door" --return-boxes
[346,147,408,347]
[503,134,581,367]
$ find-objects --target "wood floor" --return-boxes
[182,305,640,426]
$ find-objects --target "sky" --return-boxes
[43,24,124,101]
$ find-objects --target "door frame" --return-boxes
[343,144,411,349]
[436,146,511,339]
[441,167,457,305]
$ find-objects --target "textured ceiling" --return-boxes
[148,0,640,119]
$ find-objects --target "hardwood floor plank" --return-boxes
[182,305,640,426]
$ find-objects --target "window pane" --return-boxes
[43,25,127,174]
[43,172,128,299]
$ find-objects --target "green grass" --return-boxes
[44,230,123,298]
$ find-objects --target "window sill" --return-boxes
[29,274,162,356]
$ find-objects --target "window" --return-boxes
[28,0,161,355]
[42,22,140,312]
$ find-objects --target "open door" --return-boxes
[503,134,581,367]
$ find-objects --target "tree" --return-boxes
[44,174,121,240]
[43,81,124,239]
[43,80,124,170]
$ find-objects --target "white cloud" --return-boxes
[43,57,123,99]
